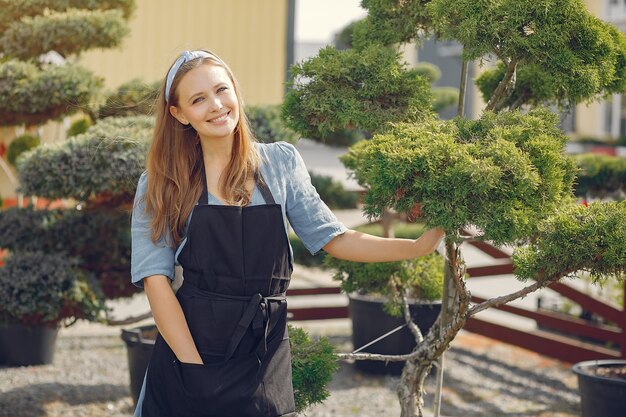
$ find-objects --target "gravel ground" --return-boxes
[0,326,581,417]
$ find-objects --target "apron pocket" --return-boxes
[173,352,268,415]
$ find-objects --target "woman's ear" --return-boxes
[169,105,189,125]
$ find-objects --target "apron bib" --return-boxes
[142,171,296,417]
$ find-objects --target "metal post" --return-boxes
[621,281,626,359]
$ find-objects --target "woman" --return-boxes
[131,50,445,417]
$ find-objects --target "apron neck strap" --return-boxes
[197,169,276,205]
[254,170,275,204]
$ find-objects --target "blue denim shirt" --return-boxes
[130,141,347,287]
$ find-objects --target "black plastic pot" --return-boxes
[349,293,441,375]
[572,360,626,417]
[121,325,157,405]
[0,323,58,366]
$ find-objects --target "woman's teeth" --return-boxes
[209,112,229,122]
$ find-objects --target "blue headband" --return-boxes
[164,50,214,103]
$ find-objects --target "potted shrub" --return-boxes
[572,360,626,417]
[326,252,444,374]
[0,251,106,366]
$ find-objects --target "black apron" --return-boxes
[142,171,296,417]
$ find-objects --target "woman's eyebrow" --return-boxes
[187,83,228,102]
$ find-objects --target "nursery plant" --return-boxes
[283,1,626,416]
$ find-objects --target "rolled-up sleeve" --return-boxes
[280,143,348,255]
[131,171,175,288]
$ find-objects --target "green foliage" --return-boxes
[0,206,136,299]
[326,252,444,316]
[432,86,459,112]
[67,117,93,137]
[410,63,441,84]
[288,325,338,414]
[0,251,106,327]
[6,134,40,166]
[0,195,3,208]
[513,201,626,283]
[283,45,433,139]
[246,105,298,144]
[0,60,103,126]
[310,172,358,209]
[352,0,431,49]
[312,128,365,147]
[1,8,129,59]
[17,116,153,202]
[342,109,577,245]
[0,0,135,33]
[99,79,160,119]
[573,153,626,198]
[430,0,626,106]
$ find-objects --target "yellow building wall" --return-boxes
[583,0,603,17]
[79,0,289,106]
[576,0,607,138]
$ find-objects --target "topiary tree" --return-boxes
[282,1,626,416]
[3,115,153,299]
[0,0,135,127]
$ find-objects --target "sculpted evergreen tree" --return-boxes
[283,1,626,416]
[0,0,135,127]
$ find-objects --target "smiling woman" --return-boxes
[130,49,444,417]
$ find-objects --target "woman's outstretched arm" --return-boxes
[323,228,445,262]
[143,275,203,364]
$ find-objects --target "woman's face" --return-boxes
[169,63,240,142]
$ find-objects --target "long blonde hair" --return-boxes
[144,51,260,247]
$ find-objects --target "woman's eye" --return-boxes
[192,97,204,104]
[217,86,228,93]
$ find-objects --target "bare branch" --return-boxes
[337,351,416,362]
[402,292,424,344]
[467,274,563,317]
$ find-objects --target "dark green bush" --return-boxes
[310,173,358,209]
[0,251,106,327]
[6,134,40,166]
[0,60,103,126]
[98,79,160,119]
[573,153,626,197]
[0,8,129,59]
[67,117,93,137]
[17,115,152,202]
[289,325,337,413]
[246,105,298,144]
[0,206,135,299]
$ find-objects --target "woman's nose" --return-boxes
[209,98,223,112]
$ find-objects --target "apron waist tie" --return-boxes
[179,281,286,363]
